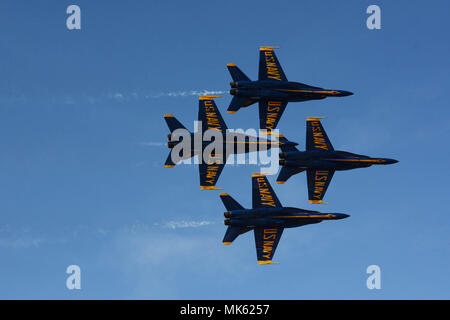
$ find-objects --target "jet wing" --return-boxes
[254,227,283,264]
[258,47,287,82]
[252,173,282,208]
[306,169,335,204]
[259,99,288,131]
[306,117,334,151]
[198,96,227,134]
[199,161,225,190]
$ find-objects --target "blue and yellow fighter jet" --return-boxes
[277,117,398,204]
[227,46,353,131]
[164,96,298,190]
[221,173,349,264]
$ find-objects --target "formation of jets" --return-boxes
[163,47,398,264]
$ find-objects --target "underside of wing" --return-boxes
[199,96,227,134]
[258,47,287,82]
[306,169,335,204]
[199,162,225,190]
[259,99,288,132]
[252,173,282,208]
[254,227,284,264]
[306,117,334,151]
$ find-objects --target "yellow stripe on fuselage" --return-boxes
[273,214,336,219]
[277,89,340,95]
[324,158,385,163]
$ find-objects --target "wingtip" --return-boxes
[227,63,237,67]
[199,96,221,100]
[200,186,223,191]
[260,46,281,51]
[222,242,232,245]
[252,172,274,178]
[164,114,174,118]
[219,193,229,196]
[227,110,237,114]
[306,116,327,121]
[258,260,280,265]
[309,200,329,204]
[164,165,175,168]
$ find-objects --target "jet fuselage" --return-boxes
[224,206,349,228]
[279,150,398,171]
[168,132,298,160]
[230,80,353,102]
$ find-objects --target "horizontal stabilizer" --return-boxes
[164,153,176,168]
[277,134,299,152]
[164,114,186,133]
[276,166,305,184]
[228,96,257,114]
[227,64,250,82]
[222,226,251,245]
[220,193,244,211]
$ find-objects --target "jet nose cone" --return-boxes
[335,213,350,220]
[384,158,399,165]
[339,90,353,97]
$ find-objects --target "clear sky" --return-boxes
[0,0,449,299]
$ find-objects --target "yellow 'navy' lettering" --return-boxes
[205,165,219,185]
[313,170,329,199]
[265,100,282,130]
[264,51,282,81]
[310,121,329,150]
[262,229,278,259]
[256,177,276,207]
[203,100,222,131]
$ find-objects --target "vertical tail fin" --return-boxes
[227,64,250,82]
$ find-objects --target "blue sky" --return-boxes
[0,0,449,299]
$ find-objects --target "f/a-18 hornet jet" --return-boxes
[277,117,398,204]
[221,173,349,264]
[227,46,353,131]
[164,96,298,190]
